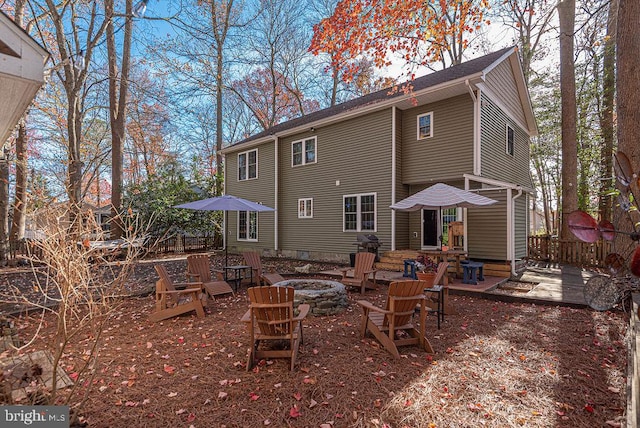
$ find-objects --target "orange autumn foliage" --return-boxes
[310,0,490,82]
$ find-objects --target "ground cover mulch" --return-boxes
[1,255,631,427]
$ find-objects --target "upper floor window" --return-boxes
[238,211,258,241]
[298,198,313,218]
[344,193,376,232]
[506,125,514,156]
[238,149,257,181]
[292,137,317,166]
[417,112,433,139]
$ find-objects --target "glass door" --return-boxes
[421,209,440,249]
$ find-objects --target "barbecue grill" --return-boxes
[353,234,382,261]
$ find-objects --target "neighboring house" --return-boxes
[0,10,48,145]
[26,202,111,240]
[220,47,537,274]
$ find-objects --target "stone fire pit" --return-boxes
[274,279,348,316]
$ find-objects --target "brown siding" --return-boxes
[276,108,394,256]
[480,94,533,187]
[484,60,527,126]
[400,94,474,184]
[225,143,276,252]
[467,189,508,260]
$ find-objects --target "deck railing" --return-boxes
[528,235,611,267]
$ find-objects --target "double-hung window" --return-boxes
[298,198,313,218]
[292,137,317,166]
[417,112,433,139]
[238,211,258,241]
[343,193,376,232]
[506,125,515,156]
[238,149,257,181]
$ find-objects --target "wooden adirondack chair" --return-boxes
[150,265,205,322]
[242,251,285,285]
[241,286,310,371]
[186,254,234,303]
[357,280,434,358]
[340,252,378,294]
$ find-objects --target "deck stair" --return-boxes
[375,250,421,272]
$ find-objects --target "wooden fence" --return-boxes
[146,235,221,254]
[528,235,611,267]
[3,234,222,263]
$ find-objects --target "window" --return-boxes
[238,211,258,241]
[298,198,313,218]
[343,193,376,232]
[292,137,317,166]
[238,149,257,181]
[417,112,433,139]
[506,125,514,156]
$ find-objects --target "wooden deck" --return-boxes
[319,268,506,293]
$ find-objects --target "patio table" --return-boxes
[223,265,253,291]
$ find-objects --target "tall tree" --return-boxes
[598,0,617,223]
[615,0,640,251]
[40,0,108,230]
[558,0,578,240]
[105,0,134,239]
[9,0,29,243]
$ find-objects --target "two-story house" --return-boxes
[220,47,537,275]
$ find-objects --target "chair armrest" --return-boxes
[212,270,225,280]
[186,272,201,281]
[356,300,391,315]
[172,282,202,290]
[294,304,310,321]
[339,268,350,278]
[157,288,200,296]
[240,308,251,323]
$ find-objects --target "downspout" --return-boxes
[510,187,524,276]
[391,106,397,251]
[222,153,227,253]
[466,80,481,176]
[274,136,279,252]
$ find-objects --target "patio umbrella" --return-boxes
[174,195,275,265]
[390,183,497,211]
[390,183,497,249]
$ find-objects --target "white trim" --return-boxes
[237,148,258,181]
[506,124,515,156]
[297,198,313,218]
[237,211,258,242]
[291,136,317,167]
[482,46,516,75]
[507,188,513,270]
[463,173,535,194]
[342,193,377,232]
[274,136,279,251]
[391,106,397,251]
[473,87,482,175]
[511,187,524,275]
[416,111,433,139]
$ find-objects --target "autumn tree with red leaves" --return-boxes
[310,0,490,82]
[231,68,320,131]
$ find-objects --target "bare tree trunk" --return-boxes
[0,149,9,264]
[558,0,578,243]
[615,0,640,252]
[212,0,234,196]
[8,0,28,243]
[598,0,618,224]
[10,121,27,241]
[106,0,134,238]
